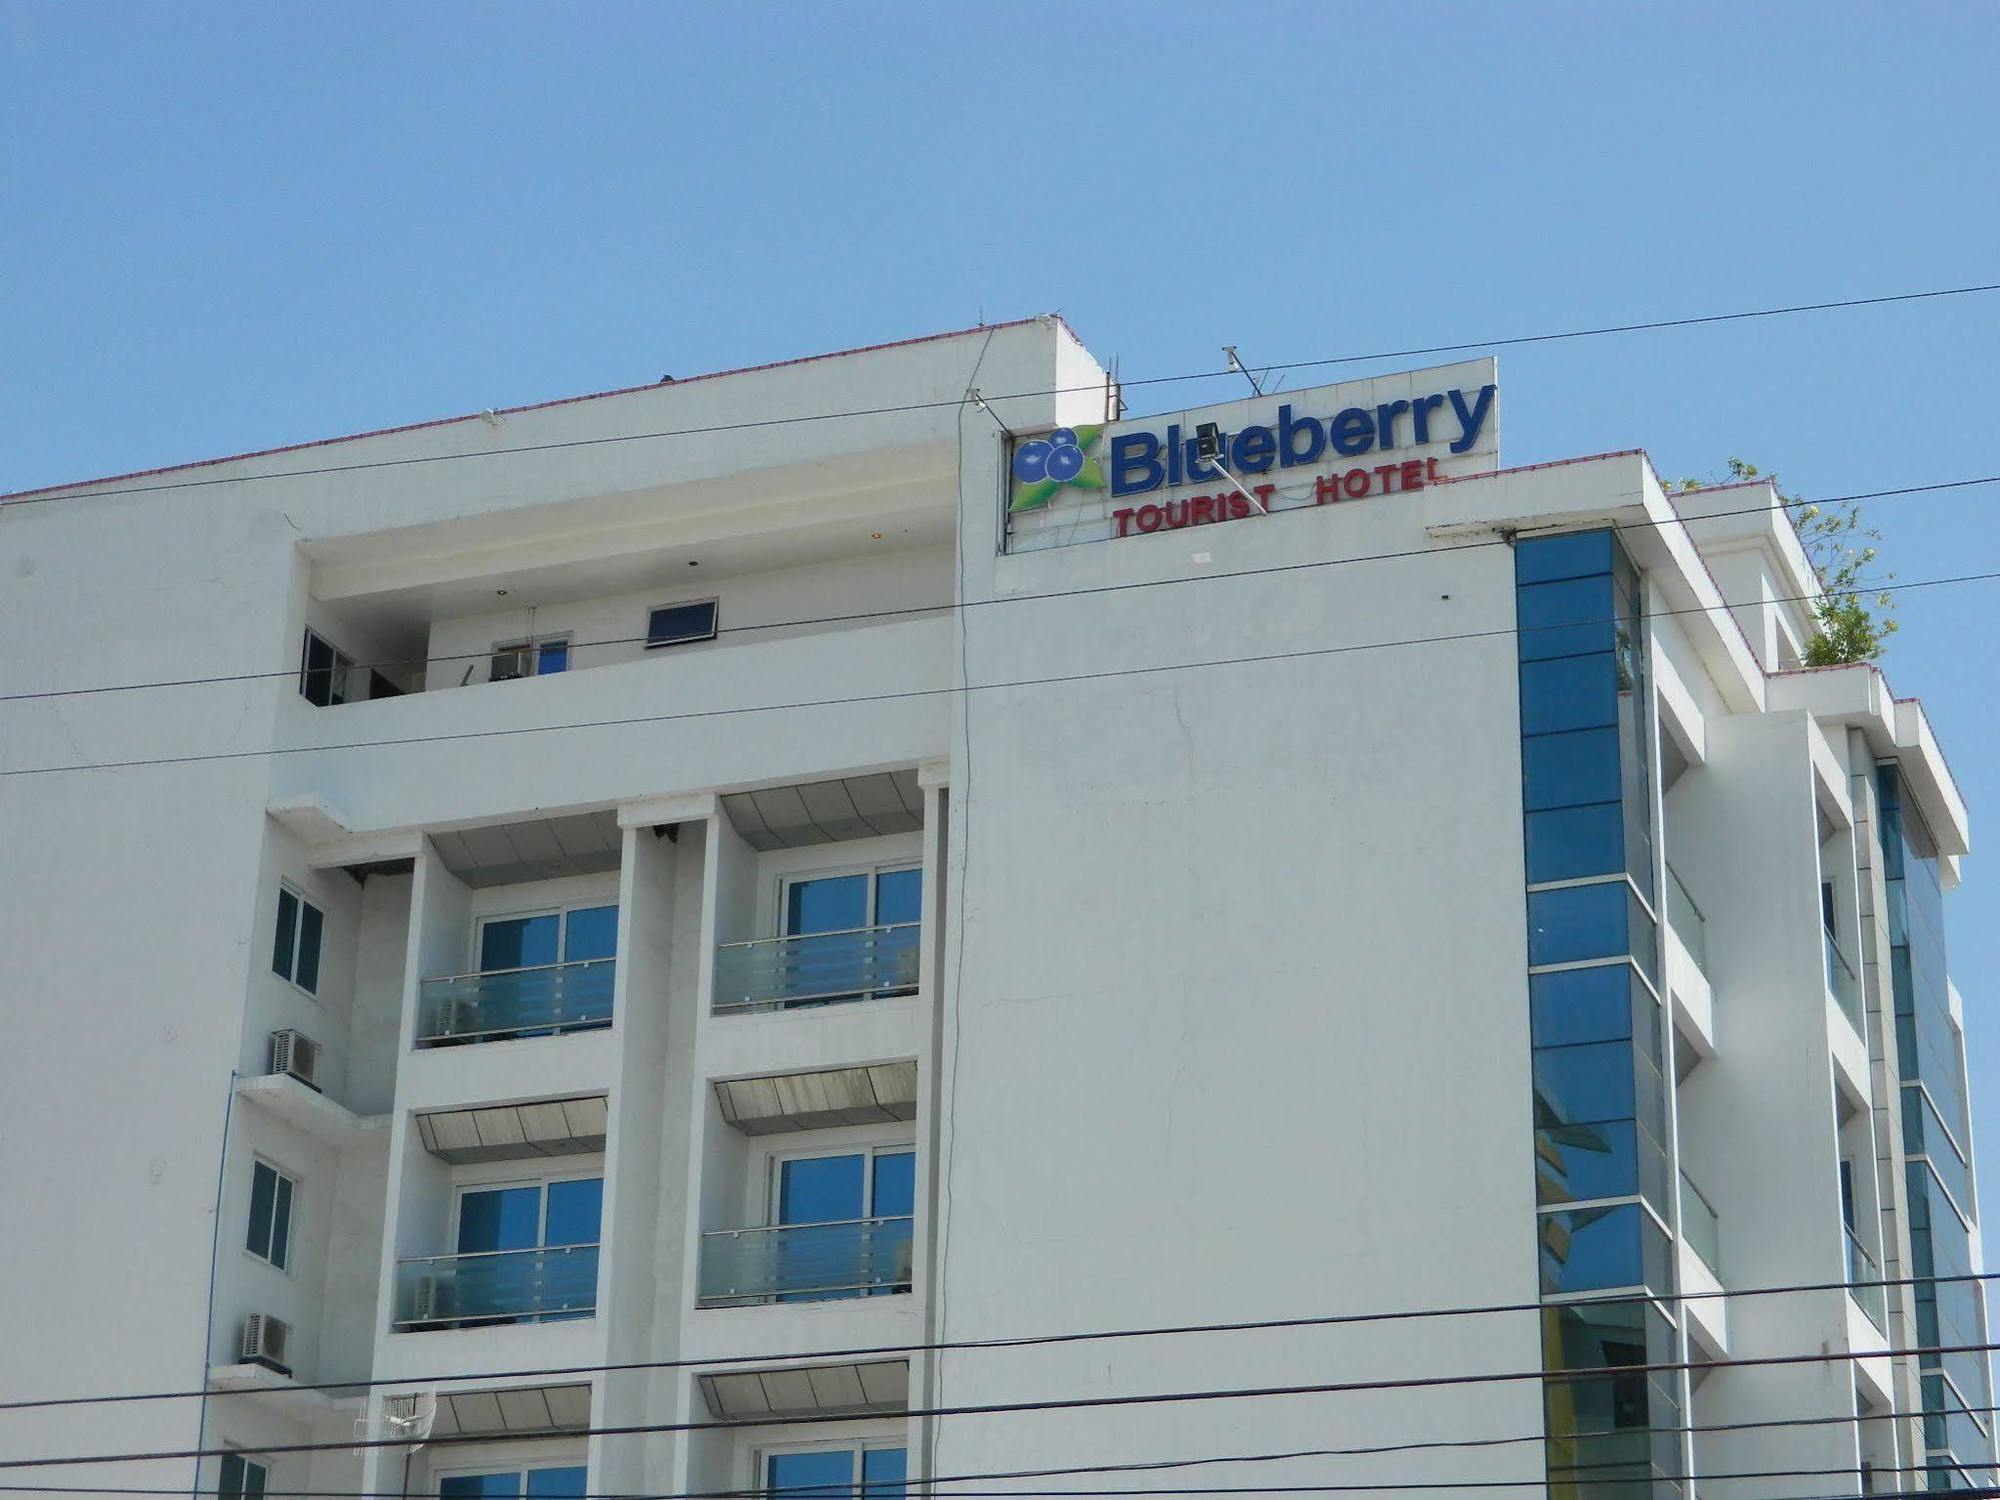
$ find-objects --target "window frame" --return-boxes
[758,1441,908,1500]
[471,901,619,973]
[244,1158,297,1272]
[299,627,354,708]
[219,1449,271,1500]
[777,862,922,938]
[272,883,326,997]
[766,1143,916,1226]
[451,1170,606,1254]
[431,1461,590,1498]
[489,634,572,682]
[644,597,720,650]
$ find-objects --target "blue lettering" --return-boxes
[1375,400,1410,450]
[1447,385,1497,454]
[1166,423,1183,487]
[1232,425,1275,474]
[1410,393,1445,445]
[1111,432,1165,496]
[1278,404,1324,466]
[1330,407,1376,457]
[1185,438,1218,483]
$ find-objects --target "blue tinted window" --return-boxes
[441,1476,521,1499]
[1519,654,1618,736]
[787,875,869,936]
[272,890,298,979]
[861,1449,907,1500]
[295,901,323,993]
[562,905,618,962]
[1536,1119,1641,1204]
[1525,804,1624,884]
[1523,729,1622,811]
[458,1186,542,1253]
[1531,964,1639,1048]
[246,1161,293,1269]
[872,1151,916,1217]
[1539,1202,1648,1296]
[780,1154,866,1225]
[1528,882,1630,967]
[1533,1041,1637,1128]
[1516,575,1616,660]
[1516,530,1612,586]
[481,914,560,971]
[526,1467,588,1498]
[220,1454,268,1500]
[769,1450,855,1500]
[647,601,719,647]
[875,868,922,925]
[535,641,569,675]
[544,1179,603,1246]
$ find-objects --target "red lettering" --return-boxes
[1163,500,1189,529]
[1254,484,1276,512]
[1113,507,1136,536]
[1136,505,1163,532]
[1192,495,1215,526]
[1314,473,1341,506]
[1374,463,1399,492]
[1229,495,1251,519]
[1400,460,1424,492]
[1426,456,1440,481]
[1344,468,1371,498]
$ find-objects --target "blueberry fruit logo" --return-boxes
[1009,425,1105,512]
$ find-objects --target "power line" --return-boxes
[4,280,1997,511]
[5,559,1996,780]
[7,1333,2000,1471]
[3,469,1993,708]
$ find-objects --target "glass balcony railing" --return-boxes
[1847,1228,1887,1333]
[1680,1170,1721,1276]
[1665,864,1707,972]
[415,958,615,1045]
[1825,932,1862,1034]
[713,923,920,1013]
[391,1244,599,1328]
[697,1215,915,1305]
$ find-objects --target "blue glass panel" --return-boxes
[780,1154,866,1225]
[441,1476,521,1499]
[1523,729,1622,811]
[481,914,560,971]
[1516,530,1613,586]
[1525,804,1625,884]
[787,875,869,936]
[458,1186,542,1253]
[1528,882,1630,967]
[1531,964,1640,1048]
[861,1449,907,1500]
[544,1179,603,1246]
[269,1172,292,1269]
[272,889,298,979]
[872,1151,916,1217]
[1519,654,1619,736]
[525,1467,588,1498]
[1517,575,1617,661]
[562,905,618,963]
[875,868,922,925]
[247,1163,276,1259]
[295,901,323,994]
[535,641,569,674]
[1533,1040,1637,1128]
[1539,1202,1647,1296]
[769,1450,855,1500]
[1536,1119,1640,1204]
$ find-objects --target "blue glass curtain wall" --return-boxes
[1517,530,1679,1498]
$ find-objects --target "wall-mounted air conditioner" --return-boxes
[268,1030,321,1090]
[239,1313,292,1376]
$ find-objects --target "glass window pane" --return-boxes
[861,1449,907,1500]
[647,601,718,647]
[481,914,560,971]
[458,1186,543,1253]
[272,890,298,980]
[779,1154,867,1225]
[536,641,569,675]
[562,905,618,963]
[295,901,323,994]
[441,1477,522,1499]
[769,1450,855,1500]
[1516,530,1612,587]
[244,1459,267,1500]
[786,875,869,936]
[1520,654,1619,736]
[871,1151,916,1217]
[1534,1040,1637,1129]
[247,1163,275,1259]
[1531,965,1640,1048]
[1539,1202,1645,1296]
[1528,883,1630,968]
[1536,1119,1640,1205]
[269,1173,293,1270]
[301,631,335,707]
[1526,804,1625,884]
[1523,729,1622,811]
[1517,575,1617,661]
[874,868,922,926]
[526,1467,588,1497]
[544,1178,604,1246]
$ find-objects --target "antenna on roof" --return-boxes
[1222,346,1265,397]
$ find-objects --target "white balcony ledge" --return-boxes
[234,1073,386,1149]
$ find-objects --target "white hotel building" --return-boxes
[0,315,1990,1500]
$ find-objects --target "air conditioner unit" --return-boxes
[239,1313,292,1376]
[489,647,532,683]
[268,1030,321,1091]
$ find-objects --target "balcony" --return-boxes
[713,924,919,1014]
[1846,1228,1887,1333]
[416,958,614,1045]
[697,1216,914,1306]
[392,1244,599,1328]
[1825,933,1862,1034]
[1665,864,1707,973]
[1680,1171,1721,1277]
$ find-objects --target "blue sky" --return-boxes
[5,1,1998,1272]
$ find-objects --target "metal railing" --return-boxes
[1825,932,1862,1034]
[1665,864,1708,972]
[416,957,615,1044]
[1846,1228,1887,1333]
[713,923,920,1013]
[1680,1170,1722,1276]
[391,1244,599,1327]
[697,1215,914,1305]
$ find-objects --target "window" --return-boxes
[439,1466,587,1498]
[766,1446,906,1500]
[299,628,353,707]
[776,864,921,1006]
[219,1451,269,1500]
[646,599,719,649]
[272,886,324,994]
[491,636,570,681]
[772,1146,915,1300]
[246,1161,295,1270]
[451,1176,602,1322]
[456,1175,602,1254]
